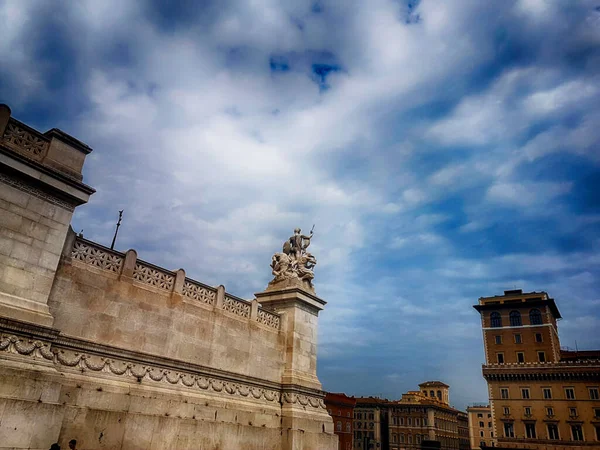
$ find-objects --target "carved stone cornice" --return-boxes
[0,170,76,211]
[0,319,325,411]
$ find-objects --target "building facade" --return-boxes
[467,404,493,449]
[0,104,337,450]
[354,397,388,449]
[363,382,467,450]
[457,411,470,450]
[474,289,600,449]
[326,393,357,450]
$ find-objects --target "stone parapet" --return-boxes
[65,233,282,331]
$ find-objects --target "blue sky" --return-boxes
[1,0,599,410]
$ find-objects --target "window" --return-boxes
[504,422,514,438]
[490,312,502,327]
[589,387,600,400]
[392,434,397,443]
[538,351,546,362]
[480,431,484,437]
[503,407,510,415]
[501,388,509,399]
[535,333,543,342]
[546,407,554,416]
[400,434,405,443]
[346,423,351,432]
[347,412,351,417]
[565,387,575,399]
[479,421,484,427]
[569,407,578,417]
[416,435,421,444]
[400,418,404,425]
[543,388,552,399]
[529,308,542,325]
[488,422,492,428]
[514,334,522,344]
[572,424,584,441]
[495,335,502,344]
[521,388,530,399]
[509,310,522,326]
[408,435,413,444]
[407,418,412,426]
[595,408,600,418]
[437,390,442,400]
[337,421,342,431]
[497,353,504,364]
[480,441,486,448]
[430,390,434,398]
[488,414,491,418]
[547,423,559,440]
[524,407,532,416]
[525,423,536,439]
[517,352,525,363]
[415,418,420,426]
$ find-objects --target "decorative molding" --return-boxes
[0,332,284,405]
[257,308,280,329]
[282,392,326,410]
[133,262,175,291]
[71,240,123,273]
[2,120,49,160]
[0,171,75,211]
[182,280,216,305]
[223,295,251,318]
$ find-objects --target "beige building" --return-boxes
[0,104,337,450]
[474,289,600,449]
[467,404,493,449]
[366,381,468,450]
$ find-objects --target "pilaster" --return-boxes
[255,286,336,450]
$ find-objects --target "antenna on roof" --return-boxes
[110,210,124,250]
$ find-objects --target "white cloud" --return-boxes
[486,182,572,207]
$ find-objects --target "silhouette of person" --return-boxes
[68,440,77,450]
[50,444,61,450]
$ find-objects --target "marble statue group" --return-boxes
[270,227,317,291]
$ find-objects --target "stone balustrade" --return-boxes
[68,235,281,330]
[1,117,51,162]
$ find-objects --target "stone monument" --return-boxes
[0,105,336,450]
[257,227,335,450]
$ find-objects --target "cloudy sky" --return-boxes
[2,0,600,410]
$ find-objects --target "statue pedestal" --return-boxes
[255,287,337,450]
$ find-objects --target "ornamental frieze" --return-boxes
[0,333,325,411]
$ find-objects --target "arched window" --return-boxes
[337,421,342,431]
[346,423,351,432]
[529,309,542,325]
[437,390,442,400]
[430,390,435,398]
[490,312,502,327]
[509,310,522,326]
